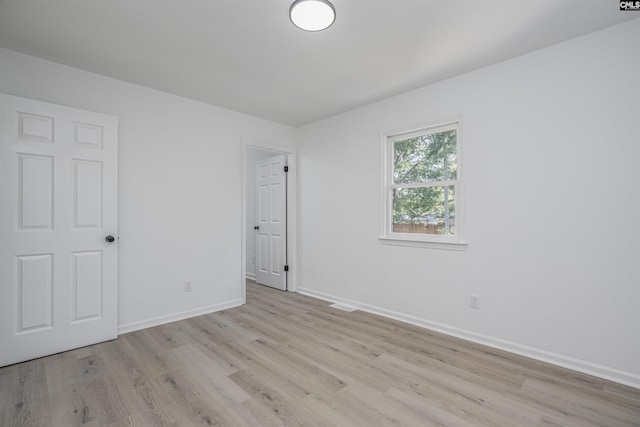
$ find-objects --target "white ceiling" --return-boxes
[0,1,635,126]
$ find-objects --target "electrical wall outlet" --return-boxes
[470,295,480,309]
[251,256,255,265]
[184,281,192,292]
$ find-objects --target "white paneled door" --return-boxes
[0,94,118,367]
[255,154,287,290]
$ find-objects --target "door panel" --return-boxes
[18,154,54,230]
[17,254,54,332]
[0,94,118,367]
[18,112,54,142]
[255,154,287,290]
[73,159,103,228]
[72,250,103,322]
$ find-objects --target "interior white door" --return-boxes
[0,94,118,367]
[255,154,287,290]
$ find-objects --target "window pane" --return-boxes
[393,129,457,184]
[392,186,455,235]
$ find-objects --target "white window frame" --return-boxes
[379,120,467,250]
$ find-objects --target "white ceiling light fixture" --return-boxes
[290,0,336,32]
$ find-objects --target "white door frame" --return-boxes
[241,139,297,303]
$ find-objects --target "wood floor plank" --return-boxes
[108,356,181,426]
[222,339,311,400]
[2,359,51,427]
[144,324,186,351]
[167,320,241,375]
[222,309,293,344]
[304,382,391,427]
[231,400,285,427]
[151,369,246,427]
[247,338,347,394]
[165,344,249,405]
[383,386,478,427]
[604,382,640,410]
[517,376,640,427]
[299,393,363,427]
[0,280,638,426]
[369,352,525,426]
[45,354,90,426]
[282,337,396,393]
[229,369,321,427]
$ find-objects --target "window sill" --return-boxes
[378,236,468,251]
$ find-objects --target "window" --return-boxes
[380,121,466,249]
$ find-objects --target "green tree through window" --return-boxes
[391,128,457,235]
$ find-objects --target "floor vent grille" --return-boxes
[330,303,357,312]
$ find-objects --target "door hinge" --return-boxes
[284,165,289,172]
[284,265,289,272]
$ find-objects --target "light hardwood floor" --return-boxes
[1,281,639,426]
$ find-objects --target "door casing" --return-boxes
[241,139,297,302]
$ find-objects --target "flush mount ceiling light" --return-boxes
[290,0,336,32]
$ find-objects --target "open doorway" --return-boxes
[241,140,297,303]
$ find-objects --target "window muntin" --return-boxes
[382,121,465,247]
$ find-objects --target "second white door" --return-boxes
[255,154,287,290]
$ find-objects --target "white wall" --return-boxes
[297,19,640,387]
[0,48,296,332]
[2,18,638,388]
[245,147,279,279]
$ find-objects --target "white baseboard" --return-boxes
[118,299,243,335]
[246,272,256,281]
[298,287,640,390]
